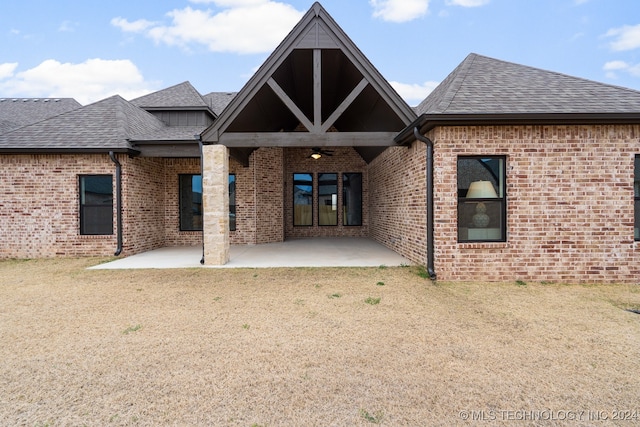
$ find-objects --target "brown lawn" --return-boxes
[0,258,639,426]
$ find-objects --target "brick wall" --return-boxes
[229,156,256,245]
[254,148,284,244]
[0,154,210,259]
[228,148,285,245]
[163,158,202,247]
[0,154,117,258]
[120,155,165,254]
[229,147,367,244]
[368,143,427,264]
[284,147,369,239]
[431,125,640,283]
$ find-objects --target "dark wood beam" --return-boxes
[267,78,314,132]
[314,49,322,130]
[228,147,255,167]
[135,144,200,157]
[218,132,396,147]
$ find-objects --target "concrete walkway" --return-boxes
[89,238,413,269]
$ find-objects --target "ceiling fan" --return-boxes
[310,147,334,159]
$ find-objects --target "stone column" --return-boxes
[202,144,229,265]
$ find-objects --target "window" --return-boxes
[318,173,338,226]
[457,157,506,242]
[343,173,362,226]
[179,174,203,231]
[635,156,639,241]
[180,174,236,232]
[229,174,236,231]
[293,173,313,226]
[79,175,113,235]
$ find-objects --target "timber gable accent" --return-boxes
[201,2,416,165]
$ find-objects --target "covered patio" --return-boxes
[90,238,412,269]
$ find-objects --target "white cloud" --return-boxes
[0,63,18,79]
[111,17,157,33]
[113,2,303,54]
[445,0,490,6]
[603,60,640,79]
[604,24,640,51]
[603,60,629,71]
[370,0,430,23]
[390,80,439,104]
[0,59,157,105]
[58,21,77,32]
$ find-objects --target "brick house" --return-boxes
[1,2,639,283]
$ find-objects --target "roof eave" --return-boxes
[395,112,640,145]
[0,147,140,156]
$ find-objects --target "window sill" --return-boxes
[457,241,509,249]
[78,234,113,239]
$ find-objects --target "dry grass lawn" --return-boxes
[1,258,639,426]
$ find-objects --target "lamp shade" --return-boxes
[466,181,498,198]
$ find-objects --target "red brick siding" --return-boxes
[163,158,202,247]
[0,154,209,259]
[0,154,116,258]
[254,148,284,244]
[120,155,165,254]
[229,157,256,245]
[227,148,285,245]
[284,147,369,239]
[432,125,640,283]
[368,143,427,264]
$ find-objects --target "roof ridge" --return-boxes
[437,53,478,113]
[473,53,640,96]
[130,81,208,108]
[414,53,478,115]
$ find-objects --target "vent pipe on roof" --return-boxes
[413,127,436,280]
[109,151,123,256]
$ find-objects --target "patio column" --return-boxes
[202,144,229,265]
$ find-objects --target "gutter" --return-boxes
[395,112,640,146]
[108,151,123,256]
[412,128,437,280]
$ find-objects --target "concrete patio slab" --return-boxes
[89,238,413,269]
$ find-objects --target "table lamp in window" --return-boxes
[467,180,498,228]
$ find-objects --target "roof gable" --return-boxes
[0,95,166,152]
[416,53,640,115]
[131,81,209,110]
[201,2,415,146]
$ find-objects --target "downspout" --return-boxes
[196,136,205,265]
[108,151,123,256]
[413,128,437,280]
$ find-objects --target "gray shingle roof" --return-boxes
[0,95,166,151]
[130,81,208,109]
[416,53,640,115]
[203,92,237,115]
[0,98,81,134]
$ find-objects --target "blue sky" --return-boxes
[1,0,640,106]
